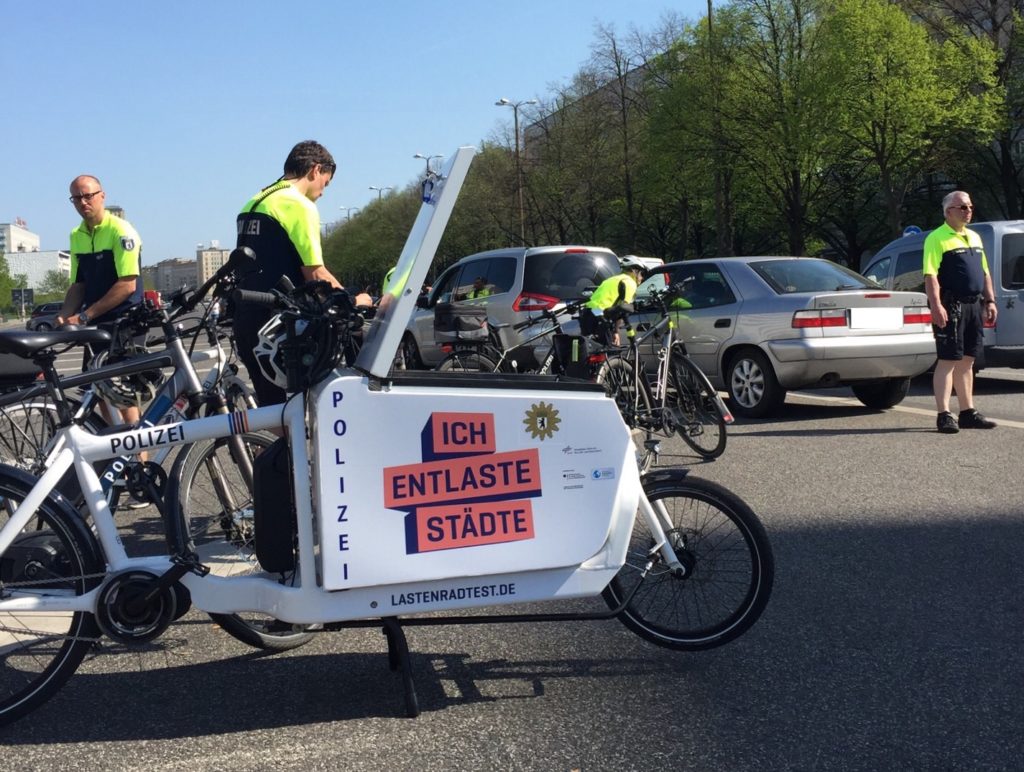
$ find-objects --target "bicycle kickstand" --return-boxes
[381,617,420,718]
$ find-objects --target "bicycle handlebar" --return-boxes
[231,288,282,308]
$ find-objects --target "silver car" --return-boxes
[633,256,935,417]
[401,246,620,368]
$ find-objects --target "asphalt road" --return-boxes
[3,369,1023,771]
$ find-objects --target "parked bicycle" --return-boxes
[0,148,772,727]
[434,300,588,375]
[595,281,734,467]
[0,249,305,652]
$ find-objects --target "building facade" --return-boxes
[197,242,231,285]
[0,220,40,254]
[151,258,197,294]
[2,250,70,289]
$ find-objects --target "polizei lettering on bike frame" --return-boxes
[109,424,186,455]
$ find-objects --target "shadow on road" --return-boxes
[4,517,1021,770]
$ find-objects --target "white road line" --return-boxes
[789,391,1024,429]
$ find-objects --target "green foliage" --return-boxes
[39,270,71,295]
[322,0,1012,271]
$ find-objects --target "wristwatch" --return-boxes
[79,311,91,325]
[984,299,996,305]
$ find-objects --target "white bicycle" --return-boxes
[0,148,772,724]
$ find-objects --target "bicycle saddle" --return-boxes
[0,328,112,359]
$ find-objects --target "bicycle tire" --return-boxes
[436,350,499,373]
[0,465,104,727]
[0,399,107,473]
[602,474,773,651]
[595,357,657,473]
[174,433,316,652]
[668,351,727,459]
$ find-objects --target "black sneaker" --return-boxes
[959,409,997,429]
[937,412,959,434]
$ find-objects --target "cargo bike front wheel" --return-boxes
[603,473,773,651]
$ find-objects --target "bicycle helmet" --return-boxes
[253,310,347,392]
[253,314,291,390]
[88,344,166,408]
[619,255,646,272]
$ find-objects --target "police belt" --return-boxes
[941,292,981,304]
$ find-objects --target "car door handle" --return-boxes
[714,319,731,328]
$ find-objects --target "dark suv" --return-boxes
[401,246,620,368]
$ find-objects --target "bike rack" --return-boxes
[324,580,644,718]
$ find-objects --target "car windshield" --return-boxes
[750,259,880,294]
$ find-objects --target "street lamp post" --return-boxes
[369,185,393,201]
[495,96,537,246]
[339,206,360,220]
[413,153,443,176]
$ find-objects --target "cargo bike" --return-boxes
[0,148,772,724]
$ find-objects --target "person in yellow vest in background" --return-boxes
[581,255,646,346]
[467,276,491,299]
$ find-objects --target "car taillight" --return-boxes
[513,292,559,312]
[903,307,931,325]
[562,248,589,253]
[792,309,848,328]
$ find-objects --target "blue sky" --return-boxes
[3,1,707,265]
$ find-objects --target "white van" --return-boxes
[862,220,1024,368]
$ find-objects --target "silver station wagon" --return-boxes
[633,256,936,417]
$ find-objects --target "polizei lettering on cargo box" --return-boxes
[109,424,186,454]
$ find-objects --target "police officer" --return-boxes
[581,255,646,346]
[234,140,370,406]
[467,276,491,299]
[923,190,998,433]
[57,174,145,426]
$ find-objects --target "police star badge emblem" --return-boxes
[523,402,561,441]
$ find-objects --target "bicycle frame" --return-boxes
[0,300,255,498]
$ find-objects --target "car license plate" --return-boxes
[849,307,902,330]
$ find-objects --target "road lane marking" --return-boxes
[789,391,1024,429]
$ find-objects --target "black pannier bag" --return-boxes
[253,437,297,573]
[433,302,488,342]
[552,334,591,379]
[0,352,43,392]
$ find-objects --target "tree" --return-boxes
[818,0,1001,238]
[900,1,1023,219]
[39,270,71,295]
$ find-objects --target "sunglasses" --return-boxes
[69,191,103,203]
[948,204,973,212]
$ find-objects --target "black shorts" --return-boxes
[579,308,614,346]
[932,298,984,360]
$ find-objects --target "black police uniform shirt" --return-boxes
[69,211,143,323]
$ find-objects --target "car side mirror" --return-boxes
[415,295,429,309]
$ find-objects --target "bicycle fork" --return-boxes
[636,492,687,577]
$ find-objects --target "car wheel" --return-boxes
[851,377,910,410]
[393,334,422,371]
[36,322,52,332]
[727,349,786,418]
